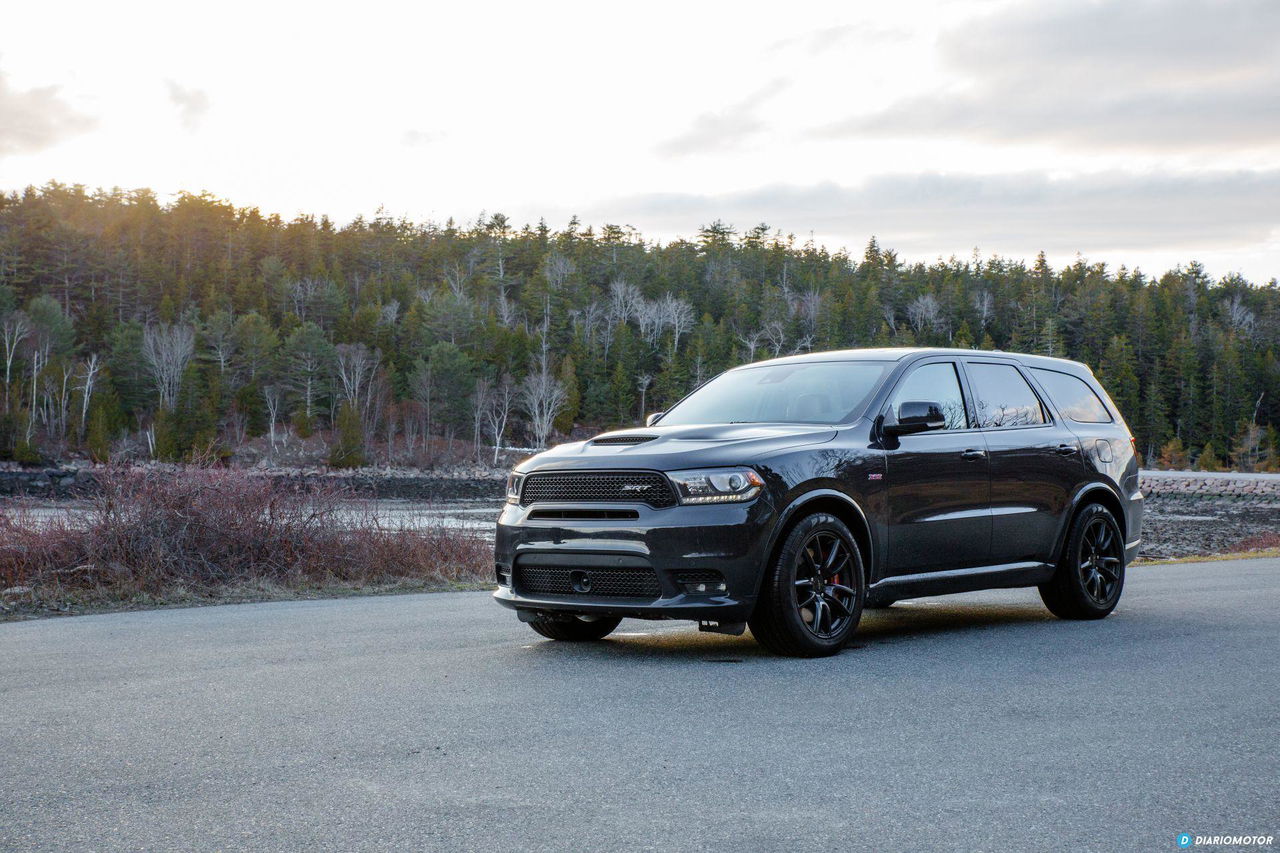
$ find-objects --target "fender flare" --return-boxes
[758,488,876,591]
[1052,481,1126,563]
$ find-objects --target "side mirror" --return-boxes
[645,411,665,427]
[884,401,946,436]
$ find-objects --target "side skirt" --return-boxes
[868,561,1056,600]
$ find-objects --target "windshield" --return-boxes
[659,361,892,426]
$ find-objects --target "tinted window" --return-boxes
[1031,368,1113,423]
[967,363,1046,428]
[889,362,968,430]
[659,361,892,425]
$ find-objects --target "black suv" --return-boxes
[494,348,1143,657]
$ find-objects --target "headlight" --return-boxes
[666,467,763,504]
[505,472,525,504]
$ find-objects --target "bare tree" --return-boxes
[470,377,493,463]
[334,343,380,423]
[519,367,567,449]
[907,294,942,336]
[1,309,30,410]
[484,374,516,465]
[972,290,995,333]
[572,301,605,346]
[762,320,788,357]
[1222,294,1256,336]
[543,252,575,292]
[410,360,434,450]
[736,327,765,362]
[202,311,237,375]
[660,294,695,358]
[142,324,195,409]
[636,373,653,420]
[263,384,283,450]
[608,279,641,326]
[75,353,101,441]
[787,288,822,340]
[378,300,401,327]
[635,299,664,345]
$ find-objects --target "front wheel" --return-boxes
[749,513,865,657]
[528,614,623,641]
[1039,503,1125,620]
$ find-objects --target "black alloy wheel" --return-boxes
[793,530,860,639]
[1078,515,1123,606]
[749,512,865,656]
[1040,503,1126,620]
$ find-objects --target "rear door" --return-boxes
[882,359,991,575]
[962,359,1083,566]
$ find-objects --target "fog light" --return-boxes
[680,580,728,594]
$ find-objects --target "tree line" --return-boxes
[1,181,1278,471]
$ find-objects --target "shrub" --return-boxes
[1157,436,1189,470]
[0,467,491,611]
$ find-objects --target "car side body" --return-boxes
[493,347,1143,655]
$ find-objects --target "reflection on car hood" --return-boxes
[519,423,839,471]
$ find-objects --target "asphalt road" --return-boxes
[2,559,1277,852]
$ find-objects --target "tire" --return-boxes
[749,513,865,657]
[1039,503,1125,620]
[528,614,623,641]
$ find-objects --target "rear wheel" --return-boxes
[1039,503,1125,620]
[749,513,865,657]
[528,614,623,641]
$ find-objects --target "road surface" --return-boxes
[2,559,1277,851]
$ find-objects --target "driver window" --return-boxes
[889,362,969,430]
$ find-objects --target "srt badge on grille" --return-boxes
[621,483,649,491]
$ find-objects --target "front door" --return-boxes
[882,360,991,575]
[963,359,1083,565]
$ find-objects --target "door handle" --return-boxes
[1056,444,1078,456]
[961,448,986,460]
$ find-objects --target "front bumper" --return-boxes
[492,496,776,622]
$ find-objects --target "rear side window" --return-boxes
[966,363,1046,428]
[1031,368,1113,423]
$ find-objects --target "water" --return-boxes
[0,499,503,541]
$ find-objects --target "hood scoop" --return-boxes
[591,434,657,446]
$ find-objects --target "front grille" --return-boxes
[513,565,662,598]
[591,434,657,445]
[520,471,676,508]
[673,570,725,586]
[527,509,640,520]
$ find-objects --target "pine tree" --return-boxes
[329,401,366,468]
[1099,336,1139,422]
[554,355,580,433]
[1196,441,1223,472]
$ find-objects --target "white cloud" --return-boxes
[819,0,1280,151]
[0,70,95,157]
[655,79,789,158]
[587,170,1280,255]
[165,80,210,131]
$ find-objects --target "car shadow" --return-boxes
[518,599,1060,661]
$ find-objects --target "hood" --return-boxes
[517,422,839,472]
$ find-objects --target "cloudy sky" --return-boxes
[2,0,1277,280]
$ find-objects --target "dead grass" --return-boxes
[0,467,492,619]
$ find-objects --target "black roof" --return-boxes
[740,347,1093,375]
